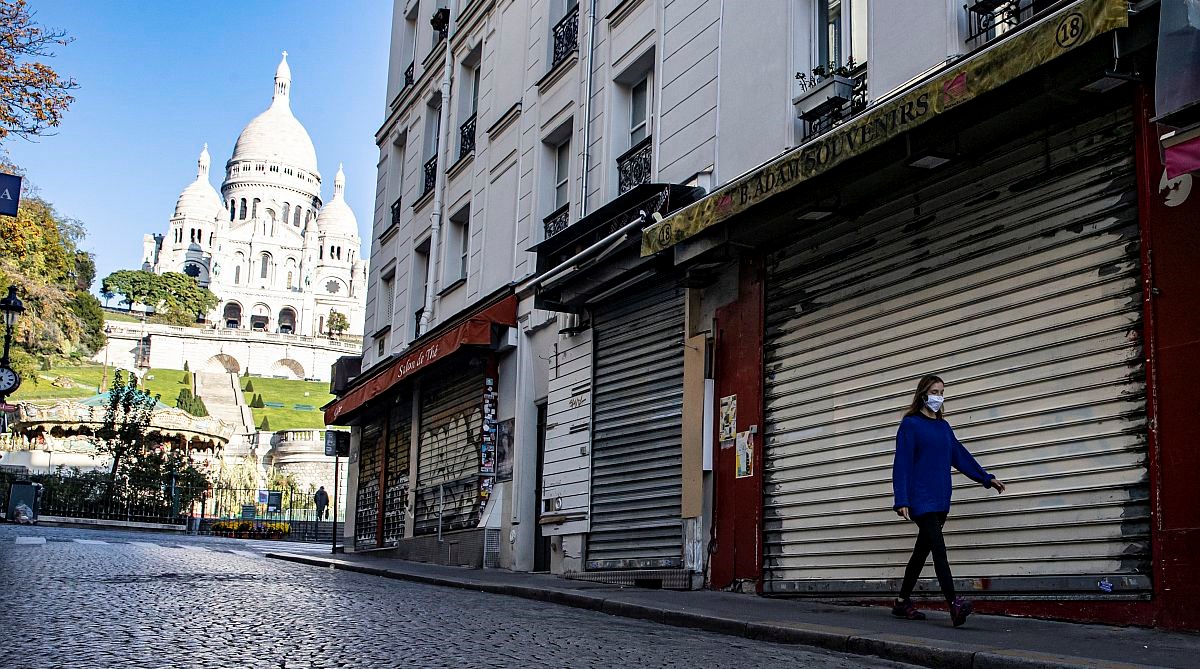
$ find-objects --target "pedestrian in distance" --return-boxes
[891,374,1006,627]
[315,485,330,521]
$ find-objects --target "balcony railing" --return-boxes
[422,155,438,197]
[800,65,868,142]
[413,307,425,339]
[390,197,402,229]
[459,113,477,158]
[403,61,415,89]
[965,0,1054,49]
[543,204,570,240]
[616,136,653,195]
[551,5,579,70]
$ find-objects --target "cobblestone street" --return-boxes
[0,525,915,668]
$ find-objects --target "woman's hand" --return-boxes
[991,478,1006,493]
[896,506,911,521]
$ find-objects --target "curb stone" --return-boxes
[265,553,1168,669]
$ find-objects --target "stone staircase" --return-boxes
[195,372,256,436]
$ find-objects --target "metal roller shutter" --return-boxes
[414,360,484,534]
[587,281,686,570]
[763,108,1149,595]
[383,399,411,545]
[355,420,383,549]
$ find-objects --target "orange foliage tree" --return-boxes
[0,0,77,141]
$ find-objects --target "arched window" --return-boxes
[260,252,271,279]
[293,207,302,227]
[239,199,247,219]
[287,271,294,288]
[252,198,260,219]
[281,203,290,224]
[319,246,323,260]
[229,201,236,221]
[234,266,241,284]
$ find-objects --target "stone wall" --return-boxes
[97,321,362,382]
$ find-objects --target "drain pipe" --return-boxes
[419,2,460,334]
[579,0,599,217]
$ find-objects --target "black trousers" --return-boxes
[898,512,955,603]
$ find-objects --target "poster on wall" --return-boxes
[735,431,754,479]
[719,394,737,442]
[496,418,514,482]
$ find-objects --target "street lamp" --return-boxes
[0,284,25,400]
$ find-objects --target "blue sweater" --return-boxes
[892,414,994,516]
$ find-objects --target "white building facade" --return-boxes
[328,0,1165,609]
[143,54,368,346]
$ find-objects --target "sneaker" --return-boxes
[891,598,926,620]
[949,597,973,627]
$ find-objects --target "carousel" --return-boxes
[2,392,235,472]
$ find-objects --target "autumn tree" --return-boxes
[0,161,103,377]
[0,0,78,141]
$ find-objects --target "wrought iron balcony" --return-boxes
[543,204,570,240]
[551,5,579,70]
[403,61,415,89]
[459,113,477,158]
[965,0,1054,49]
[799,65,868,142]
[389,197,402,229]
[422,156,438,197]
[616,136,653,195]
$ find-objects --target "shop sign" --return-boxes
[641,0,1128,256]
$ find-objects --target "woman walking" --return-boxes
[891,374,1005,627]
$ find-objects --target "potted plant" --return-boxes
[793,59,858,123]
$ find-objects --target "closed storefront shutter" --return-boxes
[762,108,1149,595]
[383,398,411,545]
[355,419,384,550]
[414,359,484,534]
[587,281,686,570]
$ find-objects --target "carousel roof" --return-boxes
[13,397,235,450]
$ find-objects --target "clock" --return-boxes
[0,365,21,395]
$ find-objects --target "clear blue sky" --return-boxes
[4,0,392,291]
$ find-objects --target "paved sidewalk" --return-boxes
[267,551,1194,669]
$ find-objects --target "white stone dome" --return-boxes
[316,164,358,238]
[229,52,320,176]
[174,144,222,219]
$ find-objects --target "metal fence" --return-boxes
[0,470,199,526]
[203,486,343,542]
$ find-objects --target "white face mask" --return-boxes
[925,394,944,412]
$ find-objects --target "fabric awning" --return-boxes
[324,294,518,425]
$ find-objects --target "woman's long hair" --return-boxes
[905,374,945,419]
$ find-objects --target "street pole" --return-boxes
[331,453,339,554]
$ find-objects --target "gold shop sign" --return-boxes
[641,0,1128,256]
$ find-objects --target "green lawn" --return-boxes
[9,364,191,405]
[101,310,142,323]
[242,375,332,430]
[140,368,193,403]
